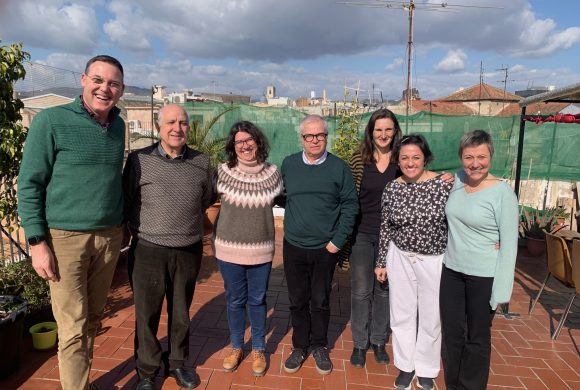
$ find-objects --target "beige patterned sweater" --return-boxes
[213,160,283,265]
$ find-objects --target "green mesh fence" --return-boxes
[181,102,580,181]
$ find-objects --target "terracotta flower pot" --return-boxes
[526,237,546,257]
[204,202,221,236]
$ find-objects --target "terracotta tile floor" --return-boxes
[1,229,579,389]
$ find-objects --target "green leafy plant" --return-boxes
[0,41,30,228]
[332,89,363,162]
[0,259,50,313]
[187,106,238,167]
[519,207,557,239]
[551,206,571,219]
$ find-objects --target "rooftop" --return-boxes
[1,228,578,389]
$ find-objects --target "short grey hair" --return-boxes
[157,104,189,125]
[300,114,328,134]
[458,129,494,158]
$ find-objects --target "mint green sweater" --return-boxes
[281,152,358,249]
[443,172,519,309]
[18,97,125,238]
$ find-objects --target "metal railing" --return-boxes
[0,224,29,264]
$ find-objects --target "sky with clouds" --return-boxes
[1,0,579,101]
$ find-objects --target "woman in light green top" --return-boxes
[440,130,519,390]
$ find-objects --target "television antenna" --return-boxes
[338,1,503,118]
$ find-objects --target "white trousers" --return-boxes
[387,241,443,378]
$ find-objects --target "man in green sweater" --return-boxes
[281,114,358,375]
[18,55,126,390]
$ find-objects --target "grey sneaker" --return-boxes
[395,370,415,390]
[283,348,307,373]
[416,376,434,390]
[312,347,333,375]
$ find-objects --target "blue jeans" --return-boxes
[350,232,390,349]
[217,259,272,350]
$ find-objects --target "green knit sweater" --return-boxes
[281,152,358,249]
[18,97,125,238]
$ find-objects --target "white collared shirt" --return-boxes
[302,150,328,165]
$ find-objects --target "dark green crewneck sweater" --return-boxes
[18,97,125,238]
[281,152,358,249]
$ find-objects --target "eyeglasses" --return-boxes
[234,137,255,147]
[86,75,123,91]
[302,133,327,142]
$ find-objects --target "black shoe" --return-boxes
[395,370,415,390]
[283,348,307,373]
[370,343,389,364]
[168,368,200,389]
[135,377,155,390]
[349,348,366,368]
[416,376,434,390]
[312,347,333,375]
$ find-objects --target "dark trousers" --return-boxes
[128,239,202,379]
[283,239,338,350]
[349,232,390,349]
[439,265,495,390]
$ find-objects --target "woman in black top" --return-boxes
[347,109,401,369]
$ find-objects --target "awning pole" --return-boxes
[514,106,527,198]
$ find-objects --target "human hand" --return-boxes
[30,242,59,282]
[326,242,340,253]
[121,224,132,249]
[440,172,455,183]
[375,267,387,282]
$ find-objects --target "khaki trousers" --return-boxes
[48,226,123,390]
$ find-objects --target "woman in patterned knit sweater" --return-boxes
[375,135,452,390]
[214,121,283,377]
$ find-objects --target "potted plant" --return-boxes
[0,295,28,378]
[552,206,571,227]
[519,207,557,256]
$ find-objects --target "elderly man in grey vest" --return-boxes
[123,104,213,389]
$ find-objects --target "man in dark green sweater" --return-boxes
[18,55,125,390]
[281,114,358,375]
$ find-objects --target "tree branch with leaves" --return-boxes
[0,41,30,228]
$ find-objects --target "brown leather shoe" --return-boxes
[223,348,243,372]
[251,349,267,377]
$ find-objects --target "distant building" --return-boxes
[266,85,276,99]
[200,92,251,104]
[401,88,421,101]
[20,93,74,128]
[515,86,555,98]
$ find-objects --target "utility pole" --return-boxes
[405,0,414,118]
[338,1,503,120]
[497,65,509,112]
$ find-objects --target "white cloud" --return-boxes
[510,64,527,73]
[386,58,403,71]
[0,1,99,53]
[103,1,151,51]
[434,50,467,73]
[2,0,580,100]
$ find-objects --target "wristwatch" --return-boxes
[27,235,45,245]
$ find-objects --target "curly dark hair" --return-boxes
[225,121,270,168]
[359,108,402,165]
[393,134,433,166]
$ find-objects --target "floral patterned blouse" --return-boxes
[376,176,452,268]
